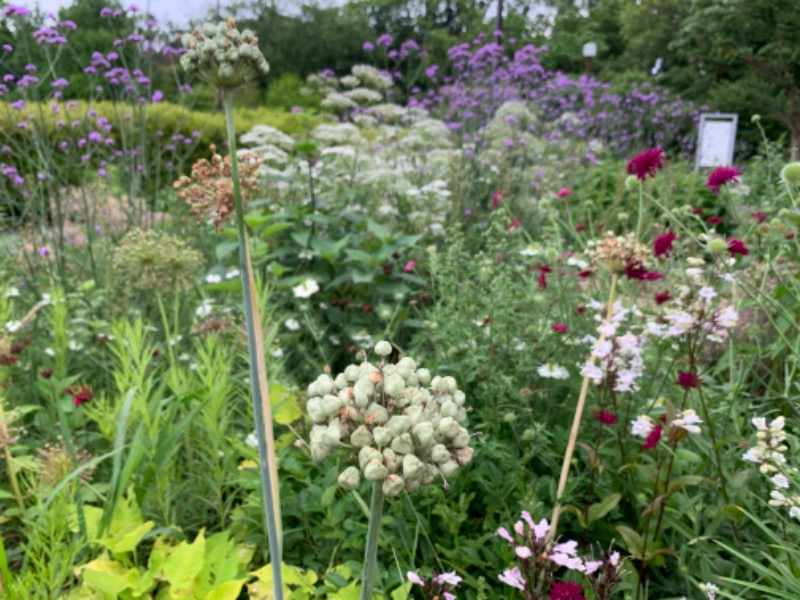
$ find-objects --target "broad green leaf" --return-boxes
[163,530,206,591]
[350,268,375,284]
[204,579,247,600]
[615,525,644,560]
[270,382,302,425]
[216,241,239,261]
[290,229,312,248]
[367,219,391,241]
[667,475,709,496]
[391,582,412,600]
[587,493,621,524]
[79,560,131,597]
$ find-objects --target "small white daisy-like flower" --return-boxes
[195,301,213,317]
[292,278,320,298]
[538,364,569,380]
[698,286,717,301]
[284,319,300,331]
[225,269,240,279]
[271,348,284,358]
[206,273,222,284]
[631,415,655,438]
[671,409,703,435]
[245,432,259,448]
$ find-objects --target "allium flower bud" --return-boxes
[375,340,392,356]
[373,426,394,447]
[781,162,800,186]
[180,18,269,90]
[438,417,459,438]
[384,373,405,397]
[339,466,361,491]
[387,415,411,435]
[382,448,400,472]
[403,454,425,479]
[439,460,459,478]
[707,237,728,253]
[345,365,360,381]
[431,444,450,464]
[416,368,431,385]
[412,421,434,446]
[364,459,388,481]
[316,375,334,395]
[365,403,389,425]
[382,474,405,496]
[359,447,382,470]
[351,426,374,447]
[391,433,415,455]
[454,447,474,466]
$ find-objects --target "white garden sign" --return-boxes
[696,113,738,168]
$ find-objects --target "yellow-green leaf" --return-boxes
[80,559,131,597]
[615,525,644,560]
[270,383,302,426]
[204,578,247,600]
[163,530,206,591]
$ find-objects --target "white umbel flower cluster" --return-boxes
[306,341,473,497]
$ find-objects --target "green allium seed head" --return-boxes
[180,18,269,90]
[540,198,552,209]
[113,229,203,293]
[307,344,472,493]
[617,212,630,222]
[781,162,800,186]
[751,114,761,123]
[778,209,792,218]
[624,175,639,191]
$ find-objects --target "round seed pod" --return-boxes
[359,447,382,471]
[334,373,348,389]
[431,444,450,464]
[437,417,459,439]
[364,459,388,481]
[365,403,389,425]
[338,466,361,491]
[411,421,434,447]
[351,426,373,448]
[316,375,334,396]
[321,394,342,416]
[375,340,393,356]
[402,454,424,479]
[451,428,470,448]
[454,447,474,466]
[439,459,459,478]
[382,448,400,473]
[398,357,417,372]
[373,426,394,447]
[416,368,431,386]
[386,415,411,436]
[384,373,405,398]
[344,365,360,382]
[391,433,414,455]
[382,474,405,496]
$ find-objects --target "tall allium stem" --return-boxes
[223,91,283,597]
[549,274,618,540]
[360,480,385,600]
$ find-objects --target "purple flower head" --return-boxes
[377,33,392,47]
[363,41,374,52]
[291,106,302,113]
[128,4,138,11]
[100,7,112,16]
[3,5,29,17]
[39,246,50,257]
[151,90,163,103]
[3,44,13,53]
[51,78,69,89]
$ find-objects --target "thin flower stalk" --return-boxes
[361,481,385,600]
[550,273,618,540]
[223,90,283,596]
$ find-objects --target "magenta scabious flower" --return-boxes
[728,238,749,257]
[548,581,585,600]
[643,425,662,450]
[653,231,677,258]
[654,291,671,305]
[707,216,723,225]
[552,323,567,334]
[677,371,699,389]
[706,166,741,193]
[596,411,617,425]
[627,148,664,181]
[403,260,417,272]
[556,188,572,198]
[751,211,767,223]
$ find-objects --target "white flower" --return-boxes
[434,572,462,587]
[245,432,258,448]
[195,301,213,317]
[538,364,569,380]
[284,319,301,331]
[44,347,55,357]
[271,348,284,358]
[206,273,222,284]
[513,338,527,351]
[584,560,603,575]
[4,320,21,333]
[407,572,425,587]
[178,353,190,362]
[771,473,790,489]
[298,250,313,260]
[631,415,655,438]
[580,362,604,383]
[592,339,613,359]
[699,582,719,600]
[715,306,739,329]
[5,287,20,298]
[68,340,84,351]
[567,256,588,269]
[698,286,717,301]
[292,278,320,299]
[671,410,703,435]
[225,269,240,279]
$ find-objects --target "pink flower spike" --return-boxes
[552,540,578,555]
[499,567,526,591]
[403,260,418,272]
[521,511,535,529]
[444,594,456,600]
[533,518,550,541]
[584,560,603,574]
[496,527,514,543]
[407,572,425,586]
[515,546,533,559]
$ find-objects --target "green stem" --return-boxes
[360,481,385,600]
[635,183,644,239]
[223,91,283,597]
[0,528,10,595]
[53,391,88,544]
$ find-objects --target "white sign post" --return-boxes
[695,113,738,169]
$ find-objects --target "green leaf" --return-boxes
[391,582,412,600]
[163,530,206,591]
[587,493,621,524]
[270,382,302,425]
[366,219,391,241]
[79,560,131,597]
[204,579,247,600]
[216,241,240,261]
[291,229,312,248]
[667,475,710,496]
[350,268,375,284]
[615,525,644,560]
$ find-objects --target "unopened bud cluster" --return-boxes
[307,341,473,497]
[180,18,269,89]
[587,231,648,275]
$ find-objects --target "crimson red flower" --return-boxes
[556,188,572,198]
[548,581,585,600]
[597,411,617,425]
[653,232,677,258]
[73,386,94,407]
[707,216,723,225]
[537,264,552,290]
[625,262,663,280]
[788,233,796,240]
[643,425,663,450]
[508,218,522,232]
[706,166,741,193]
[654,291,671,305]
[692,207,703,215]
[552,323,568,334]
[363,304,374,312]
[576,305,586,314]
[575,223,586,232]
[0,354,19,366]
[751,211,767,223]
[727,238,749,257]
[677,371,699,389]
[577,269,594,278]
[492,189,506,209]
[627,148,665,181]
